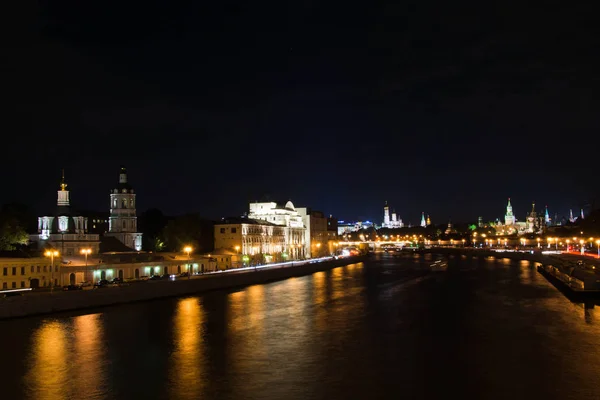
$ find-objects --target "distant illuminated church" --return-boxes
[493,198,544,235]
[105,166,143,251]
[382,201,403,228]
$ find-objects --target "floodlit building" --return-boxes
[214,216,305,264]
[0,256,59,289]
[105,166,143,251]
[382,201,403,228]
[29,170,101,256]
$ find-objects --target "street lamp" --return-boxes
[80,248,92,282]
[536,238,541,248]
[183,246,192,278]
[580,239,585,255]
[44,250,59,294]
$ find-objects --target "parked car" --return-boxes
[2,291,23,298]
[94,279,110,288]
[111,277,122,284]
[63,285,82,291]
[178,272,190,278]
[79,281,92,287]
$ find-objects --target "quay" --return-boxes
[0,255,365,320]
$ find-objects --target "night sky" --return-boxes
[5,1,598,225]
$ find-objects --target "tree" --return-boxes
[139,208,168,251]
[162,213,215,253]
[0,211,29,251]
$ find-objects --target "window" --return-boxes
[37,266,41,273]
[55,266,59,272]
[220,228,225,234]
[130,199,134,207]
[122,199,127,208]
[113,199,117,208]
[11,282,16,288]
[43,266,47,272]
[20,281,25,288]
[2,268,6,276]
[231,228,237,233]
[123,220,126,229]
[2,283,6,289]
[21,267,25,275]
[31,265,34,273]
[12,267,16,276]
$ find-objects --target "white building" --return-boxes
[246,200,307,258]
[382,201,403,228]
[214,216,305,264]
[29,171,101,256]
[105,166,143,251]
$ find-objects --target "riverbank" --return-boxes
[0,255,365,320]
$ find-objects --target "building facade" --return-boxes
[296,207,329,258]
[0,257,60,289]
[215,216,305,265]
[105,166,143,251]
[29,171,101,256]
[382,201,403,228]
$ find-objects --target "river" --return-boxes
[2,252,600,399]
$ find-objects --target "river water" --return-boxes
[2,253,600,400]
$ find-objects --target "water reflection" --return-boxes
[72,314,106,398]
[169,297,205,400]
[25,321,69,400]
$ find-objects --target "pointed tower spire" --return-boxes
[420,212,426,227]
[581,208,585,219]
[545,205,550,224]
[569,209,575,223]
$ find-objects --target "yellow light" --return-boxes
[183,246,193,253]
[44,250,59,257]
[80,248,92,255]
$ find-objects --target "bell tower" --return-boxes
[106,166,143,251]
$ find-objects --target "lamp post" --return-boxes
[44,250,59,294]
[80,248,92,283]
[580,239,585,255]
[183,246,192,278]
[235,245,240,267]
[536,238,541,248]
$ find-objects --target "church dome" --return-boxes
[284,201,295,211]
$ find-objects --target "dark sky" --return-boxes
[5,1,599,225]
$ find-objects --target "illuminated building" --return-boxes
[426,215,431,226]
[382,201,403,228]
[505,198,515,226]
[569,209,575,223]
[29,170,100,256]
[214,216,305,263]
[525,202,544,233]
[0,257,59,289]
[247,200,306,258]
[420,212,426,228]
[544,206,551,226]
[105,166,143,251]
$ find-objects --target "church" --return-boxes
[30,167,143,255]
[493,198,545,236]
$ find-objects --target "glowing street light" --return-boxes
[183,246,193,278]
[44,250,59,294]
[80,248,92,282]
[536,238,541,248]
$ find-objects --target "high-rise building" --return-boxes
[105,166,142,251]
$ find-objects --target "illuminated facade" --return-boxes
[105,166,142,251]
[382,201,403,228]
[420,212,426,228]
[214,217,305,263]
[29,171,100,256]
[0,257,60,289]
[505,198,515,226]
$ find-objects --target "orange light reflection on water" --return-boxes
[169,297,205,400]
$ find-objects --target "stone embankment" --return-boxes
[0,256,365,320]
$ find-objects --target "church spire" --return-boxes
[420,212,426,228]
[57,169,70,207]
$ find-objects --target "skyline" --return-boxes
[3,166,592,226]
